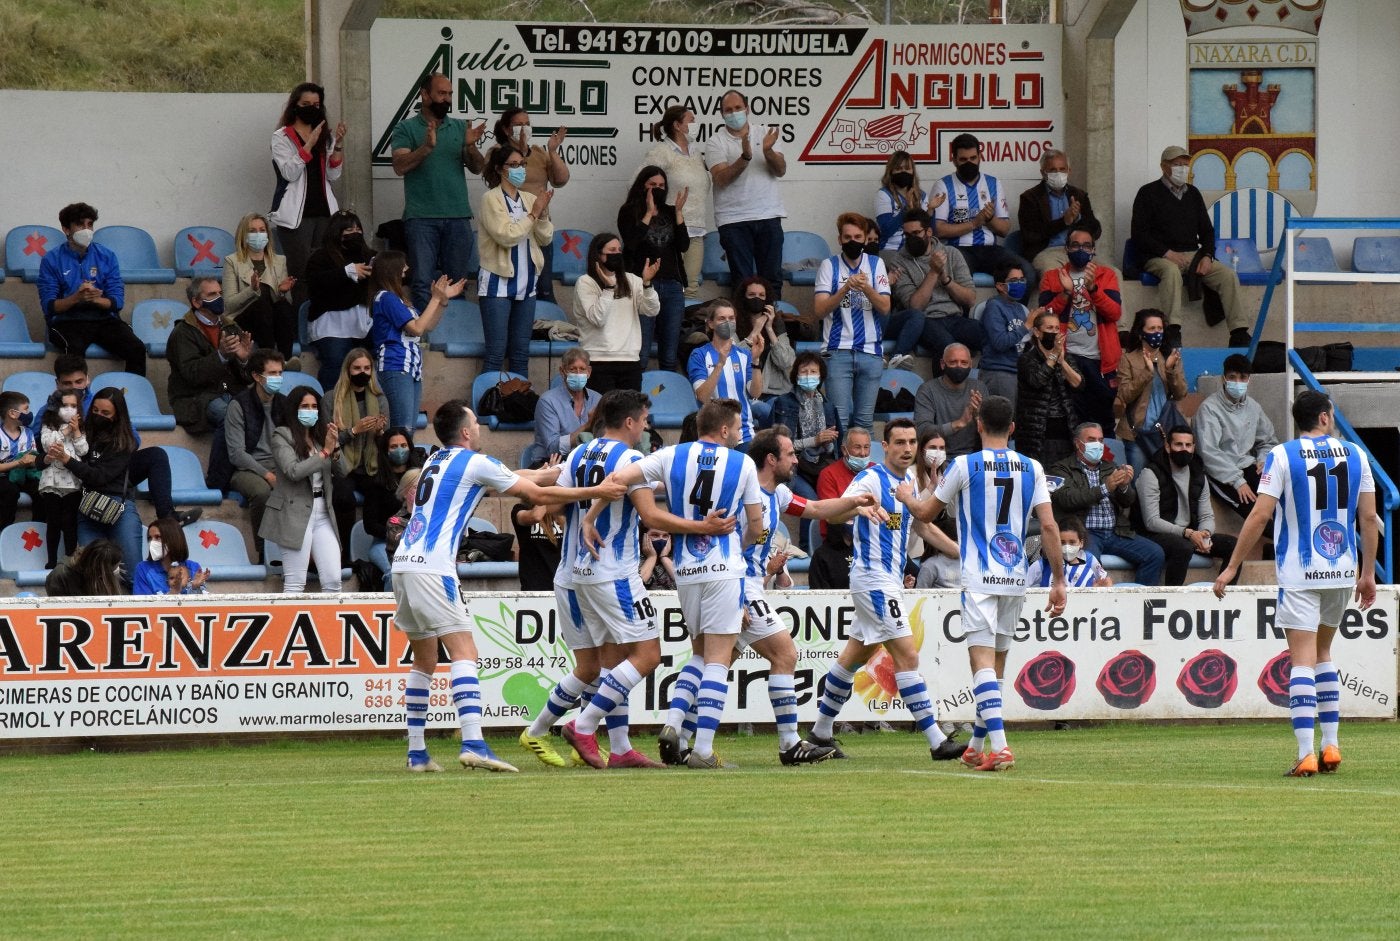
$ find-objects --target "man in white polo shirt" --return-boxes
[705,89,787,297]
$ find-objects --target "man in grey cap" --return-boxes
[1129,146,1248,347]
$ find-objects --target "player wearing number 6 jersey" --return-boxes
[1214,391,1379,778]
[391,400,627,774]
[911,395,1066,772]
[809,418,968,763]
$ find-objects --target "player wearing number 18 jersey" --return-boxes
[1215,391,1379,777]
[391,401,625,774]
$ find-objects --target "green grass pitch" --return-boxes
[8,722,1400,939]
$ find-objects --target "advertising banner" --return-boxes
[0,589,1392,741]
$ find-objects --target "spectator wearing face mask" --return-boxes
[45,538,125,597]
[1038,223,1122,437]
[225,349,288,563]
[222,211,298,360]
[261,385,346,593]
[305,211,376,392]
[479,145,555,376]
[37,388,87,569]
[526,348,601,469]
[706,89,787,295]
[907,429,959,576]
[270,82,345,308]
[1137,425,1239,586]
[1026,516,1112,587]
[688,298,761,448]
[489,107,571,303]
[573,232,660,394]
[873,149,944,252]
[881,208,978,374]
[810,212,892,432]
[166,276,253,433]
[1193,353,1279,525]
[1114,308,1187,476]
[329,348,388,563]
[734,276,794,421]
[368,250,465,431]
[1017,148,1103,276]
[913,343,988,457]
[815,425,871,543]
[619,166,690,373]
[643,106,710,299]
[1016,310,1082,468]
[134,517,209,596]
[362,426,426,579]
[977,261,1035,407]
[0,391,39,533]
[932,133,1032,279]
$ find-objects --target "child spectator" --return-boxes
[0,390,40,530]
[1027,515,1112,587]
[37,389,87,569]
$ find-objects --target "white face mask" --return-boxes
[1061,542,1082,563]
[71,228,94,249]
[1046,171,1069,191]
[58,406,78,421]
[149,539,164,560]
[924,448,945,468]
[1169,164,1189,186]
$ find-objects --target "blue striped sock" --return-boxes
[1315,661,1340,748]
[1289,665,1317,761]
[973,668,1006,751]
[527,672,586,737]
[768,673,799,749]
[405,669,432,752]
[606,701,631,755]
[666,655,704,733]
[812,663,856,739]
[693,663,730,758]
[681,703,698,745]
[450,660,482,742]
[577,662,641,736]
[895,670,944,747]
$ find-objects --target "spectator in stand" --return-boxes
[1017,148,1103,276]
[489,107,571,302]
[1016,310,1082,468]
[37,389,86,568]
[37,202,146,376]
[166,276,253,433]
[362,427,425,581]
[618,166,690,373]
[771,350,838,547]
[735,276,794,425]
[1050,422,1165,586]
[526,348,600,468]
[1038,223,1122,436]
[882,208,978,373]
[134,517,209,596]
[572,233,659,393]
[908,429,960,586]
[0,391,39,532]
[269,82,345,307]
[390,73,487,313]
[811,212,891,432]
[262,385,345,593]
[913,344,987,457]
[329,348,388,561]
[305,210,374,392]
[706,90,787,295]
[640,527,677,591]
[688,299,762,449]
[1115,308,1187,475]
[511,501,564,592]
[47,388,143,583]
[222,211,298,360]
[479,145,554,376]
[815,425,870,543]
[1137,425,1239,586]
[873,149,943,252]
[45,539,124,597]
[978,261,1035,406]
[1026,515,1113,588]
[1131,145,1249,347]
[368,250,465,430]
[642,105,711,299]
[1194,353,1279,527]
[225,349,287,562]
[932,133,1032,279]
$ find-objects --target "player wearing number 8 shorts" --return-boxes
[1214,391,1379,777]
[809,418,969,763]
[391,401,627,774]
[913,395,1067,772]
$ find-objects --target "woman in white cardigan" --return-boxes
[641,105,710,298]
[571,233,660,393]
[268,82,345,307]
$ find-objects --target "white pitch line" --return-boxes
[897,768,1400,797]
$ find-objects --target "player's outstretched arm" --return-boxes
[1035,503,1068,615]
[895,480,946,523]
[1212,492,1278,599]
[509,473,627,509]
[1355,489,1380,610]
[800,491,877,524]
[630,487,736,536]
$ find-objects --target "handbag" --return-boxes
[1134,400,1189,458]
[79,488,125,525]
[457,528,515,563]
[477,374,539,425]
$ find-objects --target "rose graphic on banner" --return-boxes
[1256,650,1293,708]
[1096,650,1157,709]
[1176,649,1239,708]
[1014,651,1077,710]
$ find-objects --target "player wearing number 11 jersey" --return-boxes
[1215,391,1379,777]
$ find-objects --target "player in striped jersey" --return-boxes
[392,400,626,774]
[689,299,763,447]
[808,418,968,763]
[586,399,764,768]
[908,396,1068,771]
[1026,516,1113,588]
[517,390,735,769]
[1214,391,1379,777]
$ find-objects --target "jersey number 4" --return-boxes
[689,469,716,515]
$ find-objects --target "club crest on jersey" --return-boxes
[884,511,903,530]
[990,532,1023,566]
[1312,520,1347,561]
[402,512,427,547]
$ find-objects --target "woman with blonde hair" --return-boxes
[873,149,942,252]
[330,347,388,564]
[222,211,298,358]
[641,105,711,299]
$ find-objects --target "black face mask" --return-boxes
[650,188,668,206]
[426,101,450,121]
[903,235,928,257]
[864,243,882,256]
[840,240,865,262]
[1169,450,1194,468]
[295,104,324,126]
[349,372,371,388]
[602,254,626,274]
[1039,332,1058,351]
[744,296,767,314]
[943,366,971,384]
[891,171,914,189]
[955,162,981,184]
[86,413,112,437]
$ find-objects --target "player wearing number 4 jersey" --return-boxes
[391,400,627,774]
[912,395,1067,771]
[1215,391,1379,778]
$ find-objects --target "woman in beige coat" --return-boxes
[222,211,297,359]
[1114,308,1188,475]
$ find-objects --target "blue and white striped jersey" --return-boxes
[688,343,755,444]
[478,191,537,300]
[1257,434,1375,589]
[636,441,762,584]
[557,437,646,585]
[936,448,1050,596]
[744,483,809,579]
[815,253,890,357]
[933,172,1009,247]
[1028,553,1106,588]
[392,447,520,577]
[371,290,423,379]
[845,462,914,592]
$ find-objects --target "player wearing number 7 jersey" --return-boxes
[1214,391,1379,778]
[391,401,627,775]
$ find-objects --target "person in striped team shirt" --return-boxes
[1215,390,1379,778]
[688,299,764,450]
[1027,515,1113,588]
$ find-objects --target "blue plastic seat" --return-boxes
[774,300,801,319]
[1122,238,1160,286]
[1292,236,1340,273]
[92,225,176,284]
[782,231,831,286]
[182,520,267,581]
[0,521,52,587]
[1351,236,1400,274]
[5,225,64,282]
[0,299,46,357]
[1209,187,1296,253]
[701,231,731,287]
[173,226,235,278]
[429,299,485,357]
[971,272,995,288]
[872,368,923,422]
[2,371,55,405]
[642,370,698,428]
[278,371,323,395]
[131,298,184,357]
[471,371,534,431]
[90,372,176,431]
[1214,238,1279,286]
[552,229,592,286]
[134,445,223,506]
[1177,347,1232,392]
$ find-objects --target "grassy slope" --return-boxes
[8,722,1400,939]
